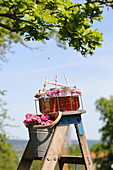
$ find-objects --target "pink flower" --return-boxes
[41,113,50,121]
[23,119,27,125]
[23,113,54,127]
[30,115,37,121]
[41,120,54,126]
[23,117,32,126]
[47,120,54,124]
[26,117,32,122]
[36,116,41,123]
[41,121,50,126]
[25,113,34,119]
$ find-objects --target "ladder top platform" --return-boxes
[62,110,86,115]
[51,110,86,116]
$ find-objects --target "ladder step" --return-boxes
[59,155,85,165]
[23,155,43,161]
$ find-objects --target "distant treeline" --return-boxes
[8,139,100,152]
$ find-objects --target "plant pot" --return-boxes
[28,126,54,158]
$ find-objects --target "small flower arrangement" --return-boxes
[23,113,54,127]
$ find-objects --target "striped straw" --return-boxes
[55,74,58,88]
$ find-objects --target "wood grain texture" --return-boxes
[75,122,94,170]
[41,125,69,170]
[17,140,33,170]
[62,110,86,115]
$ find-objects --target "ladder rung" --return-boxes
[23,155,43,161]
[59,155,85,165]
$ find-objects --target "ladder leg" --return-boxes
[17,140,33,170]
[41,125,69,170]
[75,122,94,170]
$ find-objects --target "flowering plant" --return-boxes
[23,113,54,127]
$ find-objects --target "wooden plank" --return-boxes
[75,122,94,170]
[50,110,86,117]
[17,140,33,170]
[41,125,69,170]
[59,155,84,165]
[62,110,86,116]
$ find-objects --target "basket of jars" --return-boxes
[34,77,83,115]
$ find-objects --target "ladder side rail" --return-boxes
[75,122,94,170]
[17,140,33,170]
[41,125,69,170]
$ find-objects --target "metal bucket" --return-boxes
[28,126,54,158]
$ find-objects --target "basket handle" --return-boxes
[33,111,62,129]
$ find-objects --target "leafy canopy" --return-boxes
[94,96,113,169]
[95,96,113,148]
[0,91,19,170]
[0,0,113,56]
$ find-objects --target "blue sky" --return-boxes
[0,8,113,140]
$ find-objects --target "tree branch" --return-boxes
[0,13,24,20]
[68,4,82,10]
[68,0,113,10]
[0,23,22,32]
[0,13,33,24]
[0,23,12,31]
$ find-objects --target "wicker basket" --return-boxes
[39,95,79,113]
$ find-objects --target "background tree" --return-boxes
[67,145,85,170]
[0,140,18,169]
[91,96,113,170]
[0,0,113,57]
[0,91,18,170]
[0,31,24,63]
[96,96,113,153]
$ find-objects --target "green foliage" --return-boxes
[67,145,85,170]
[91,142,109,170]
[0,91,19,170]
[0,0,113,56]
[0,28,24,62]
[30,160,42,170]
[91,142,108,154]
[67,144,81,156]
[0,136,18,170]
[96,96,113,149]
[31,160,59,170]
[0,90,14,133]
[0,90,8,132]
[93,96,113,169]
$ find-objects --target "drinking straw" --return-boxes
[64,74,70,87]
[46,81,67,87]
[40,76,48,94]
[54,74,58,88]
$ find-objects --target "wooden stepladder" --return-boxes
[17,110,94,170]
